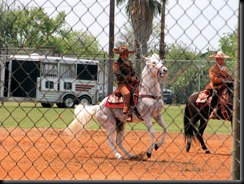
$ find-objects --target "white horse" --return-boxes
[65,53,168,160]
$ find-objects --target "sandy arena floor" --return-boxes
[0,128,232,180]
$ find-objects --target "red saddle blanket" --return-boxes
[105,93,124,108]
[105,89,139,109]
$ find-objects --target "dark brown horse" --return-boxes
[183,81,234,154]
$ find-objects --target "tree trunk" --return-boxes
[108,0,115,95]
[135,41,141,79]
[159,0,166,59]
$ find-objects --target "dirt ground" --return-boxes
[0,127,232,180]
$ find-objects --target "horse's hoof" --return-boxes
[146,152,151,158]
[115,153,123,160]
[205,150,210,154]
[186,145,190,152]
[155,143,159,150]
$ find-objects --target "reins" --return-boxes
[139,94,162,100]
[138,64,164,101]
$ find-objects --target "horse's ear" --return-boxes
[153,53,159,59]
[142,55,149,61]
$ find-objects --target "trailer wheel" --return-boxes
[79,96,92,105]
[41,103,53,108]
[63,95,76,108]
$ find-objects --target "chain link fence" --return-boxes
[0,0,240,180]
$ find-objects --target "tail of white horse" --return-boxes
[65,103,100,135]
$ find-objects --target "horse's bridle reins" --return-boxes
[139,94,162,100]
[138,63,164,100]
[148,63,165,79]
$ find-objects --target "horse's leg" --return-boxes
[144,116,156,158]
[153,114,167,150]
[196,118,210,154]
[96,108,123,160]
[186,125,198,152]
[186,134,192,152]
[115,119,133,159]
[186,115,199,152]
[106,126,124,160]
[184,103,194,153]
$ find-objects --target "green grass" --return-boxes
[0,102,73,129]
[0,102,232,134]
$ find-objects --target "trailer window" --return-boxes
[42,63,58,77]
[64,82,72,90]
[60,64,75,78]
[45,81,54,89]
[77,64,97,80]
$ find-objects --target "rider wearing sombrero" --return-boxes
[112,45,138,122]
[197,50,232,120]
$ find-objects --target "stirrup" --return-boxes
[123,112,132,122]
[209,113,217,119]
[126,114,132,122]
[209,109,217,119]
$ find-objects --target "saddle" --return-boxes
[195,86,230,121]
[196,90,212,106]
[105,86,139,109]
[105,82,143,121]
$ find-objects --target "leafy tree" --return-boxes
[10,7,66,48]
[218,29,237,74]
[164,42,204,103]
[52,30,100,58]
[0,5,101,57]
[219,29,238,59]
[166,42,202,60]
[0,4,18,47]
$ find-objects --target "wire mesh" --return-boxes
[0,0,240,180]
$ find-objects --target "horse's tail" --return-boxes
[65,103,100,135]
[183,100,195,139]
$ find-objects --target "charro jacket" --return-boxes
[205,63,232,90]
[112,57,136,85]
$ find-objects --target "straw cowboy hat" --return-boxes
[209,51,231,59]
[113,45,136,55]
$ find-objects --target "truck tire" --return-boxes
[63,95,76,108]
[78,96,92,105]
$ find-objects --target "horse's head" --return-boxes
[142,53,168,79]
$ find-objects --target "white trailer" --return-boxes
[0,53,106,108]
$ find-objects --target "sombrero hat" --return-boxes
[113,45,136,55]
[209,51,231,59]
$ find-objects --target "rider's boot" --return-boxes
[122,93,132,122]
[126,108,132,122]
[209,107,218,119]
[126,113,132,122]
[122,111,132,122]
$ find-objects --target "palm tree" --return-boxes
[159,0,167,59]
[116,0,161,74]
[108,0,115,95]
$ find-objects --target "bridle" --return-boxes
[138,63,166,100]
[139,94,162,100]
